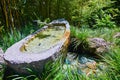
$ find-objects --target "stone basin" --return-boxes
[3,19,70,75]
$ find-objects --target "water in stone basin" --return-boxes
[22,26,65,53]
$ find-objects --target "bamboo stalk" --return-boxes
[1,0,9,32]
[8,0,15,31]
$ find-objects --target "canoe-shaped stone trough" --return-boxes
[4,19,70,74]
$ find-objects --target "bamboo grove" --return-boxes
[0,0,120,35]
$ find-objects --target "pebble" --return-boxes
[98,62,106,70]
[64,52,106,76]
[65,52,77,64]
[86,61,96,69]
[78,57,88,64]
[65,59,71,64]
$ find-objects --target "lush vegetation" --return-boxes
[0,0,120,80]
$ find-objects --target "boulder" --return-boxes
[3,19,70,76]
[86,38,109,55]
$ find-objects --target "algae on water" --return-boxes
[22,26,65,53]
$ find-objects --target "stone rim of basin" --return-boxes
[4,19,70,64]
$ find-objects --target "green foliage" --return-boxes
[70,25,120,52]
[0,66,4,80]
[0,0,114,33]
[0,30,24,51]
[0,0,73,33]
[104,47,120,79]
[71,26,90,40]
[114,39,120,45]
[110,0,120,25]
[8,74,38,80]
[0,22,39,51]
[70,26,91,50]
[93,10,116,28]
[71,0,112,27]
[70,25,118,50]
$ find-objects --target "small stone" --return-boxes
[98,62,107,70]
[82,68,97,76]
[38,43,41,46]
[86,61,96,69]
[65,59,71,64]
[78,62,87,69]
[79,57,88,64]
[87,59,95,62]
[82,68,91,76]
[66,52,77,63]
[67,52,77,59]
[77,69,84,74]
[63,64,68,70]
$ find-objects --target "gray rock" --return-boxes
[86,38,109,55]
[65,59,71,64]
[3,19,70,75]
[79,57,88,64]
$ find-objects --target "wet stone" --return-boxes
[64,52,107,76]
[78,57,88,64]
[78,57,97,70]
[86,61,96,69]
[65,52,78,64]
[97,62,107,70]
[64,54,99,76]
[65,59,71,64]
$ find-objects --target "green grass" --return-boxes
[0,31,24,51]
[0,23,40,51]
